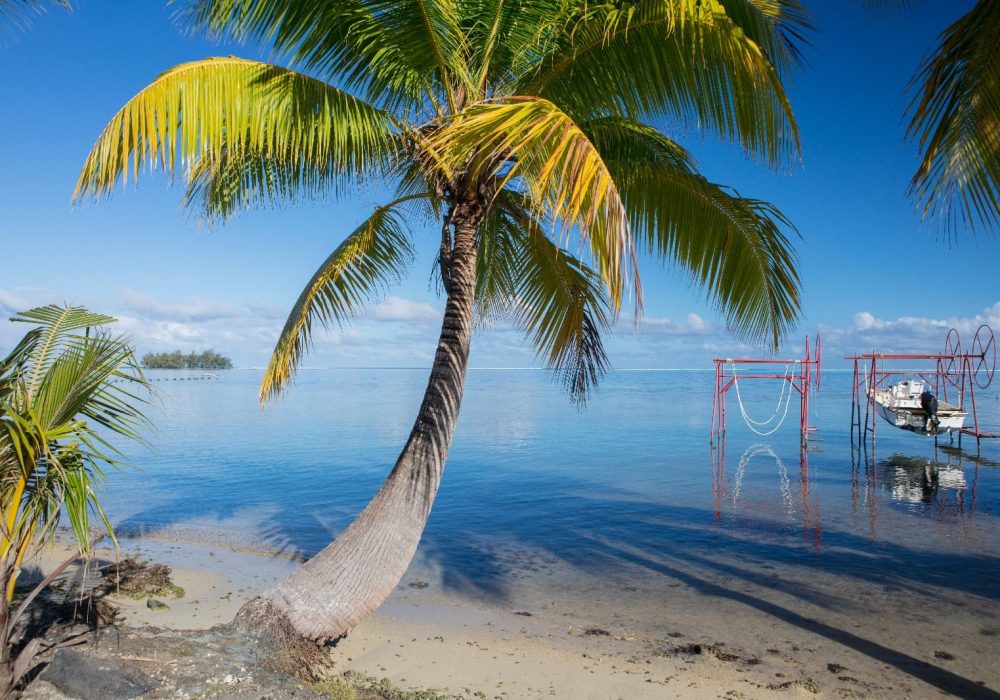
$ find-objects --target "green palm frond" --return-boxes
[10,306,116,397]
[74,57,396,200]
[261,195,425,403]
[509,205,612,405]
[181,0,469,116]
[906,0,1000,238]
[461,0,561,93]
[0,0,70,38]
[475,194,612,404]
[717,0,812,70]
[430,97,637,311]
[587,118,800,348]
[520,0,802,169]
[472,203,523,326]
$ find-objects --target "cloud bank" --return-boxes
[1,285,997,371]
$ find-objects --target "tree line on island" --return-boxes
[142,349,233,370]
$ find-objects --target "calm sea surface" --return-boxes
[104,368,1000,604]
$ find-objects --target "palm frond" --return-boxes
[508,202,612,404]
[472,203,523,326]
[430,97,637,312]
[180,0,469,116]
[260,195,424,403]
[475,193,612,404]
[906,0,1000,238]
[0,0,70,39]
[1,307,150,562]
[587,117,800,348]
[520,0,802,169]
[10,306,116,397]
[717,0,812,70]
[459,0,562,94]
[74,57,396,201]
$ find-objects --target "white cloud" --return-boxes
[118,288,242,322]
[819,301,1000,362]
[372,296,440,323]
[0,289,29,314]
[632,312,717,335]
[0,287,453,368]
[4,283,998,371]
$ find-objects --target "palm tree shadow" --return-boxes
[413,464,1000,698]
[589,535,1000,699]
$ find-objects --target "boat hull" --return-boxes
[871,386,967,436]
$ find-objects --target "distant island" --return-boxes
[142,350,233,370]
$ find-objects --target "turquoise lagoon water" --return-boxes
[103,368,1000,604]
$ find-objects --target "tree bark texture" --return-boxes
[241,201,484,643]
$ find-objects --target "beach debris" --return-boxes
[98,556,185,600]
[88,597,123,626]
[39,648,159,699]
[935,650,956,660]
[665,642,749,664]
[146,598,169,611]
[827,663,847,673]
[766,678,820,694]
[407,579,429,589]
[513,611,533,617]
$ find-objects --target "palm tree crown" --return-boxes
[75,0,807,643]
[76,0,805,403]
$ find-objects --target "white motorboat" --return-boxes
[870,379,967,435]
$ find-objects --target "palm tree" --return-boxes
[75,0,806,644]
[0,305,150,694]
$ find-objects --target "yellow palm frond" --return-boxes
[260,195,426,403]
[182,0,470,117]
[429,97,637,312]
[74,57,396,200]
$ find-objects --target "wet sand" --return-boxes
[32,532,1000,699]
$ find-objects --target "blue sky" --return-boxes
[1,1,998,370]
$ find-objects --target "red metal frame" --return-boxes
[848,324,998,452]
[710,335,822,446]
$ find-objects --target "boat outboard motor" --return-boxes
[920,390,940,432]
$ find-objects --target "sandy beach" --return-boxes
[25,531,999,699]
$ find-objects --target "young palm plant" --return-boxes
[75,0,806,644]
[0,305,150,694]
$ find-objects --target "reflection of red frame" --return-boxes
[847,325,997,451]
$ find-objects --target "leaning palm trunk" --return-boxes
[238,204,481,642]
[75,0,807,659]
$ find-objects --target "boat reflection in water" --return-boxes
[882,454,966,503]
[711,442,822,547]
[853,445,983,524]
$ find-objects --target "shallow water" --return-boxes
[97,367,1000,695]
[107,368,1000,581]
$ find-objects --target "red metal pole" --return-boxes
[711,361,720,443]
